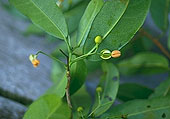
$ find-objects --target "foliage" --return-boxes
[117,83,153,102]
[8,0,170,118]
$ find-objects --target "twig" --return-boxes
[59,49,68,58]
[65,56,73,119]
[139,29,170,59]
[59,49,73,118]
[66,69,72,109]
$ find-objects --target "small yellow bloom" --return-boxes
[29,54,40,68]
[111,50,121,58]
[32,59,40,68]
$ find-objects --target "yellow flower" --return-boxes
[32,59,40,68]
[29,54,40,68]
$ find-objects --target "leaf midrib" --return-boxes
[108,105,170,119]
[47,99,62,119]
[30,0,66,39]
[128,105,170,117]
[118,63,169,69]
[102,0,129,39]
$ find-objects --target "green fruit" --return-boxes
[100,49,111,59]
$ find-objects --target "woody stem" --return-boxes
[65,56,73,119]
[139,29,170,59]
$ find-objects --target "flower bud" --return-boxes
[77,106,83,112]
[94,36,102,44]
[29,54,37,62]
[100,49,111,59]
[96,87,102,93]
[111,50,121,58]
[56,0,64,7]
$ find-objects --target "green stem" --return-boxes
[78,111,85,119]
[70,44,99,66]
[64,36,72,53]
[88,91,101,117]
[98,92,101,105]
[36,51,66,67]
[68,35,72,49]
[80,111,85,119]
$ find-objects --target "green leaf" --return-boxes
[46,72,67,98]
[84,0,151,61]
[49,102,71,119]
[70,60,87,95]
[149,77,170,99]
[24,23,45,36]
[51,61,66,83]
[86,60,102,74]
[118,83,153,102]
[76,0,104,46]
[59,0,89,12]
[70,31,78,48]
[10,0,68,39]
[118,52,169,75]
[64,1,89,34]
[72,85,92,117]
[104,96,170,119]
[91,62,119,117]
[24,94,62,119]
[150,0,170,31]
[168,30,170,50]
[51,42,68,58]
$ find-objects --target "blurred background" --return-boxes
[0,0,169,118]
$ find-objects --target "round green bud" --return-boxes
[100,49,111,59]
[77,106,83,112]
[96,87,102,93]
[94,36,102,44]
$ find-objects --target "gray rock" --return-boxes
[0,5,57,101]
[0,96,26,119]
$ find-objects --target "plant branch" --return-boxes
[139,29,170,59]
[64,36,72,54]
[65,56,73,119]
[59,49,68,58]
[70,44,99,66]
[66,69,72,109]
